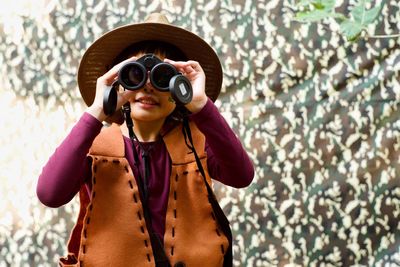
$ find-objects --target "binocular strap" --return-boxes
[122,103,231,267]
[122,103,171,267]
[182,118,233,267]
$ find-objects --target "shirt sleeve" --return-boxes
[36,112,103,207]
[189,98,254,188]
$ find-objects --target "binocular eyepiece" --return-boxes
[103,54,193,116]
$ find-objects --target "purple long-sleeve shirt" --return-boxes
[37,99,254,240]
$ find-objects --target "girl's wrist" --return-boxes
[86,105,107,122]
[186,96,208,114]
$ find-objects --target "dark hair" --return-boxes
[111,40,187,66]
[111,40,189,129]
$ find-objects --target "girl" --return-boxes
[37,13,254,267]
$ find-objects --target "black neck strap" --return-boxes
[122,103,171,267]
[122,103,149,200]
[122,103,232,267]
[181,116,233,267]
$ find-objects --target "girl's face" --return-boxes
[120,51,177,124]
[125,81,176,123]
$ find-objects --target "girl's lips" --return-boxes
[135,96,159,106]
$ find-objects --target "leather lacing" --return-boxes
[79,159,99,265]
[170,173,179,257]
[125,164,152,263]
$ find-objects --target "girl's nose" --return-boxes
[143,75,154,93]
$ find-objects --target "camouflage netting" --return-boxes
[0,0,399,266]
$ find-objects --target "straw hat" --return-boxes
[77,13,223,123]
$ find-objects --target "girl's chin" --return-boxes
[131,110,162,122]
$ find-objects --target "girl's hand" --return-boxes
[87,56,137,122]
[164,58,208,113]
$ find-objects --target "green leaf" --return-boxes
[296,0,314,7]
[293,0,383,42]
[351,0,380,26]
[330,12,347,21]
[295,9,332,22]
[312,2,325,10]
[321,0,336,11]
[297,0,335,11]
[351,0,367,24]
[340,19,364,41]
[364,5,381,24]
[296,0,314,6]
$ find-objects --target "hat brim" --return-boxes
[78,22,222,122]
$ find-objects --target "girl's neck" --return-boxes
[121,118,165,142]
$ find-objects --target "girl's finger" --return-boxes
[184,65,195,73]
[164,58,190,68]
[187,60,203,71]
[118,90,134,104]
[101,56,137,84]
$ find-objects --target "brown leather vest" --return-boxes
[59,122,229,267]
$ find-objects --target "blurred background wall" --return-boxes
[0,0,399,266]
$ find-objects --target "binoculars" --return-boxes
[103,54,193,115]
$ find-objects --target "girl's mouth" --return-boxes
[135,96,159,106]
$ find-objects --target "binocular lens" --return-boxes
[152,64,176,90]
[119,63,145,89]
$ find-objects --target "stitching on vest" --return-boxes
[170,172,179,257]
[125,164,151,262]
[196,168,227,257]
[128,180,133,189]
[213,214,227,255]
[81,204,92,260]
[214,215,227,256]
[80,160,100,263]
